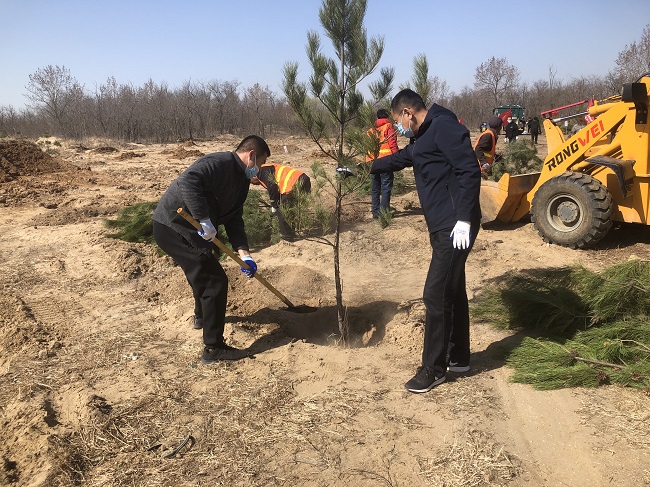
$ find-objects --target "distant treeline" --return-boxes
[1,24,648,142]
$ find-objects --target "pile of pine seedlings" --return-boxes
[472,260,650,390]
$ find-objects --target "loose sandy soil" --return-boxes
[1,134,649,486]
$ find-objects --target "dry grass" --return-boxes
[417,428,520,487]
[576,387,650,449]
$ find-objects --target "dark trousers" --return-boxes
[531,132,538,144]
[421,223,479,375]
[153,222,228,347]
[371,171,394,216]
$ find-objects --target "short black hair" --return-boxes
[391,89,426,113]
[377,108,389,119]
[236,135,271,157]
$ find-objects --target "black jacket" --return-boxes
[153,151,250,252]
[505,121,520,140]
[370,104,481,232]
[528,118,540,135]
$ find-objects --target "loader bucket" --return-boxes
[480,172,540,223]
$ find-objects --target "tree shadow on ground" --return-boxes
[233,300,401,354]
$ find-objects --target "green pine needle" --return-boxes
[105,201,158,244]
[475,261,650,390]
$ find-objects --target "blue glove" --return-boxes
[240,255,257,278]
[198,218,217,241]
[450,221,471,250]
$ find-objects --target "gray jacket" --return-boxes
[153,151,250,252]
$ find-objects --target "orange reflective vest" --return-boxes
[474,129,496,166]
[366,121,397,162]
[260,164,304,194]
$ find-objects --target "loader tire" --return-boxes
[531,172,613,249]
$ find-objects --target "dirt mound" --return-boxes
[382,299,426,353]
[0,140,63,183]
[161,146,205,160]
[116,151,146,161]
[91,146,118,154]
[270,143,301,154]
[32,202,124,226]
[0,293,60,370]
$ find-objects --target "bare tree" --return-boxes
[548,65,559,91]
[25,65,82,135]
[474,57,520,106]
[94,77,119,137]
[208,80,241,135]
[614,24,650,82]
[243,84,276,136]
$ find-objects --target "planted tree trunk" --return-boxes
[333,183,347,344]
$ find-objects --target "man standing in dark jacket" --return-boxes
[505,117,520,142]
[153,135,271,364]
[371,89,481,393]
[528,116,541,145]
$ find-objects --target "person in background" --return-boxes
[474,116,502,179]
[153,135,271,365]
[252,163,311,240]
[505,117,520,143]
[370,89,481,394]
[528,116,541,145]
[365,108,399,218]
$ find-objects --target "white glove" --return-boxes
[198,218,217,241]
[450,221,471,250]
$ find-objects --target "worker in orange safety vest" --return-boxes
[365,108,399,218]
[474,116,502,180]
[252,163,311,240]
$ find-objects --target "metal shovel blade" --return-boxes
[281,304,318,314]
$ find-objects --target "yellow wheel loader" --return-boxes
[480,74,650,249]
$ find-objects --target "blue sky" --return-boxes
[1,0,649,109]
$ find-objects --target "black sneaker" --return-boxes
[404,367,445,393]
[193,316,203,330]
[200,344,249,364]
[447,361,470,373]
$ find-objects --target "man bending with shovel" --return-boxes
[153,135,271,364]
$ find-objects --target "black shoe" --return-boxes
[193,316,203,330]
[447,361,470,373]
[200,344,249,364]
[404,367,445,393]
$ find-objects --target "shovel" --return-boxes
[177,208,316,313]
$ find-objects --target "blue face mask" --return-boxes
[395,111,414,138]
[245,154,259,179]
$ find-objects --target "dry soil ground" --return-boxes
[0,134,649,487]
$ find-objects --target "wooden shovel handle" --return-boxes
[176,208,295,308]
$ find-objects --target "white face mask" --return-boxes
[245,153,258,179]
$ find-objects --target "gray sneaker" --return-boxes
[193,316,203,330]
[447,361,470,373]
[200,345,249,364]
